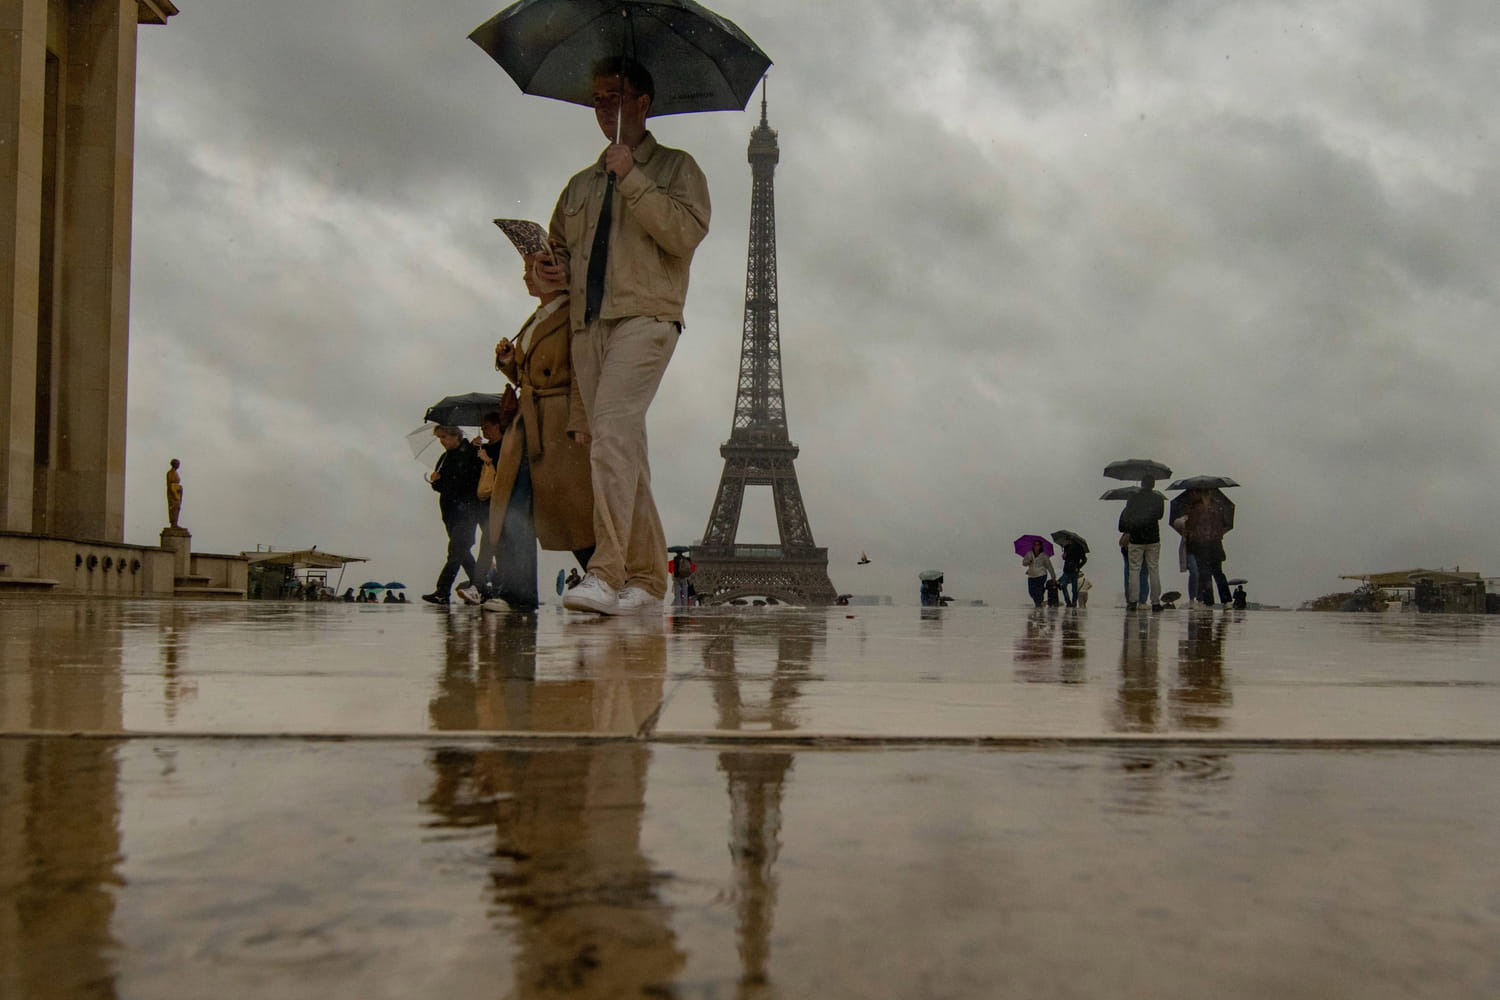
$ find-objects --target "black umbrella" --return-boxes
[1100,486,1141,501]
[1167,475,1240,491]
[424,392,508,428]
[667,545,691,554]
[1169,488,1236,533]
[469,0,772,118]
[1051,529,1089,554]
[1104,458,1172,481]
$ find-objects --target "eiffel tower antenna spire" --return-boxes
[692,92,837,606]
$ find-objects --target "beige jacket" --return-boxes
[488,302,595,553]
[548,132,710,332]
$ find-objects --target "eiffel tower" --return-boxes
[693,94,837,606]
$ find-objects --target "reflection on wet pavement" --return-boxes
[4,599,1498,739]
[2,598,1499,997]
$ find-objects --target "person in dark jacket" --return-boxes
[423,425,485,605]
[1059,539,1087,608]
[1117,477,1165,611]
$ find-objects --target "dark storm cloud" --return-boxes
[122,0,1500,604]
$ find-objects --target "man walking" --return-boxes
[538,57,711,615]
[423,425,485,606]
[1118,477,1165,611]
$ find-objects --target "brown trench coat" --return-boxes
[487,301,595,552]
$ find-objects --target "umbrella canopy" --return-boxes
[1169,488,1236,534]
[1103,459,1172,482]
[1167,475,1240,491]
[1051,529,1089,554]
[666,545,692,554]
[358,581,386,591]
[1226,578,1248,586]
[384,582,407,589]
[1099,486,1141,501]
[424,392,508,428]
[918,570,944,582]
[1013,534,1054,558]
[470,0,772,117]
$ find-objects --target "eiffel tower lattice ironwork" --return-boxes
[693,94,837,606]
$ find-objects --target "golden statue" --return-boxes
[166,459,183,527]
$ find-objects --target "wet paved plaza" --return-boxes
[2,598,1498,998]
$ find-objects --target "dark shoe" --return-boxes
[1151,603,1163,612]
[421,592,449,606]
[1126,602,1137,611]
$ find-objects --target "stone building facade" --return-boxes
[1,0,179,542]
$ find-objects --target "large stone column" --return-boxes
[48,0,140,542]
[0,0,46,533]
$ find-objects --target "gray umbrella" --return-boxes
[1051,529,1089,554]
[1099,486,1142,501]
[423,391,508,427]
[469,0,772,118]
[1104,458,1172,481]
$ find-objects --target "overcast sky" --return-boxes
[123,0,1500,607]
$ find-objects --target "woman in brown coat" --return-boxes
[483,240,595,611]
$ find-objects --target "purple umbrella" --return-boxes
[1013,534,1054,558]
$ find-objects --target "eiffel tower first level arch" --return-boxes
[693,92,837,607]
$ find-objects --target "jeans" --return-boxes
[1027,574,1047,607]
[1186,553,1199,605]
[1059,570,1080,607]
[488,452,539,609]
[1188,540,1231,605]
[435,506,482,594]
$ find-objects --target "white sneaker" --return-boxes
[481,597,511,613]
[455,584,481,606]
[562,573,618,614]
[617,586,662,613]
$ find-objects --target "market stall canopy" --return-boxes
[244,549,368,570]
[1340,569,1483,587]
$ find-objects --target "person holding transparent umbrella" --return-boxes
[535,57,711,616]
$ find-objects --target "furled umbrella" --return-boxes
[1103,459,1172,482]
[1013,534,1055,558]
[1051,529,1089,554]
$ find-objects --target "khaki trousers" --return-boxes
[571,316,677,597]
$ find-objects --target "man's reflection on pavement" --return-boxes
[429,613,666,734]
[424,615,682,997]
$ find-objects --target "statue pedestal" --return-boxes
[160,526,191,579]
